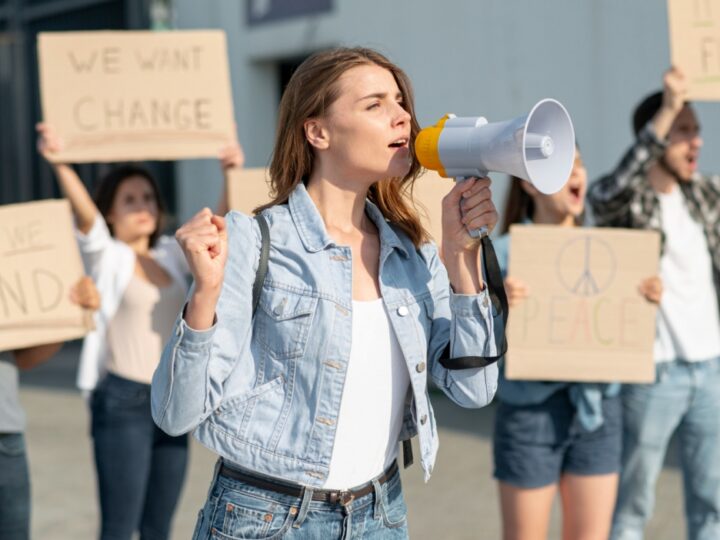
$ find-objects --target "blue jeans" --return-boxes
[91,374,189,540]
[612,358,720,540]
[192,462,409,539]
[0,433,30,540]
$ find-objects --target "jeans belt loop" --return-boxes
[371,478,383,520]
[208,459,223,500]
[293,486,314,529]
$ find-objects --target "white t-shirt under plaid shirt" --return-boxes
[655,186,720,362]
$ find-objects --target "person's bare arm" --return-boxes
[652,67,688,141]
[215,141,245,216]
[14,343,63,371]
[36,123,98,234]
[176,209,228,330]
[442,177,498,293]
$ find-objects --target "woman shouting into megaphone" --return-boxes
[151,47,502,539]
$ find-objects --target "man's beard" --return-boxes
[658,155,688,183]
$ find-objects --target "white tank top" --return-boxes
[323,299,410,489]
[106,275,186,384]
[655,187,720,362]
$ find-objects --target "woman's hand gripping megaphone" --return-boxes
[457,176,492,238]
[441,176,497,246]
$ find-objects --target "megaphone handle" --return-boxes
[455,176,488,238]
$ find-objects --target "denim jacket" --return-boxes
[151,183,500,486]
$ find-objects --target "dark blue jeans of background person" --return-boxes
[0,433,30,540]
[91,373,188,540]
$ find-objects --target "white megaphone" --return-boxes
[415,98,575,236]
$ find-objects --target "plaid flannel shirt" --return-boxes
[587,123,720,315]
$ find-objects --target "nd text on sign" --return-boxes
[505,225,660,383]
[37,30,236,163]
[0,200,93,351]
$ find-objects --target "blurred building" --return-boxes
[0,0,176,218]
[171,0,720,224]
[3,1,720,226]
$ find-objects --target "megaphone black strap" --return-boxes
[439,235,508,369]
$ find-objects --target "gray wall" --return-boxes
[173,0,720,224]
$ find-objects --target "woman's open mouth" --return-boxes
[389,138,409,149]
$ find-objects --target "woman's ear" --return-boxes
[304,119,330,150]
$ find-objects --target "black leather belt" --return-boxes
[218,460,399,507]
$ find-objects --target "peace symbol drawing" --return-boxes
[556,236,616,296]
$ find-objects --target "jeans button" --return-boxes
[420,415,428,425]
[416,362,426,373]
[397,306,409,317]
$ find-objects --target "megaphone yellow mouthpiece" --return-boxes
[415,114,451,177]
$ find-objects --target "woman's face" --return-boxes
[107,176,159,242]
[532,151,587,219]
[312,63,412,183]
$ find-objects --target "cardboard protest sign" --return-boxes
[227,168,272,214]
[37,30,236,162]
[505,225,660,383]
[0,200,93,352]
[668,0,720,100]
[226,168,455,242]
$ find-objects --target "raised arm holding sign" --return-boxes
[588,66,720,538]
[34,113,245,539]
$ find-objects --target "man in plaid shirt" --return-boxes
[588,68,720,540]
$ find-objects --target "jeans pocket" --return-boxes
[380,474,408,529]
[495,402,560,446]
[210,488,294,540]
[0,433,26,457]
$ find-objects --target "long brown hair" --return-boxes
[256,47,429,247]
[500,177,534,235]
